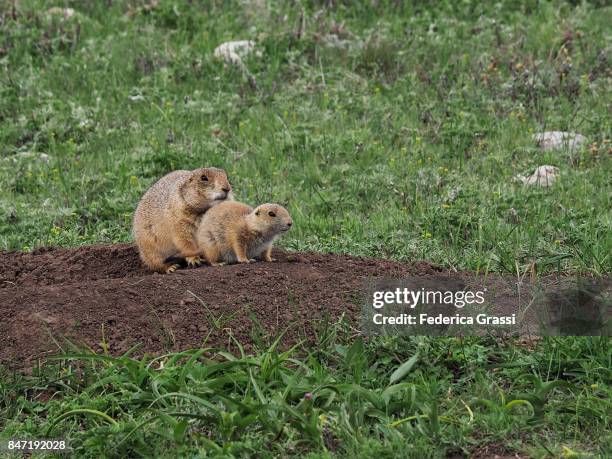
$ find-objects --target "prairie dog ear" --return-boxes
[255,209,260,216]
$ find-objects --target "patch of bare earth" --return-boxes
[0,244,555,365]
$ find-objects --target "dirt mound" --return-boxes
[1,244,446,364]
[5,243,584,365]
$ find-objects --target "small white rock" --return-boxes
[2,152,52,164]
[521,165,560,187]
[321,34,356,50]
[213,40,258,65]
[46,7,76,19]
[533,131,587,151]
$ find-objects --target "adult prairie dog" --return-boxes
[197,201,292,265]
[133,167,233,273]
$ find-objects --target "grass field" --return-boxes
[1,0,610,274]
[0,0,610,457]
[1,331,610,457]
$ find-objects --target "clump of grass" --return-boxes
[1,323,609,457]
[355,34,404,82]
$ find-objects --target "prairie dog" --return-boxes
[197,201,292,265]
[133,167,233,273]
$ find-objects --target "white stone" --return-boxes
[46,7,76,19]
[321,34,358,50]
[533,131,587,151]
[213,40,258,65]
[2,152,51,164]
[521,165,560,187]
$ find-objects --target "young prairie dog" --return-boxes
[133,167,233,273]
[197,201,292,265]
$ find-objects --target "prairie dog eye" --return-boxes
[268,211,276,217]
[201,175,209,182]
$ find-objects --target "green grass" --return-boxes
[1,323,611,458]
[0,0,610,274]
[0,1,611,457]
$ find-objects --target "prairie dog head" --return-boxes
[249,203,293,237]
[182,167,233,212]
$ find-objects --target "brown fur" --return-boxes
[196,201,292,265]
[133,167,233,272]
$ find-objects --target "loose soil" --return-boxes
[0,244,577,365]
